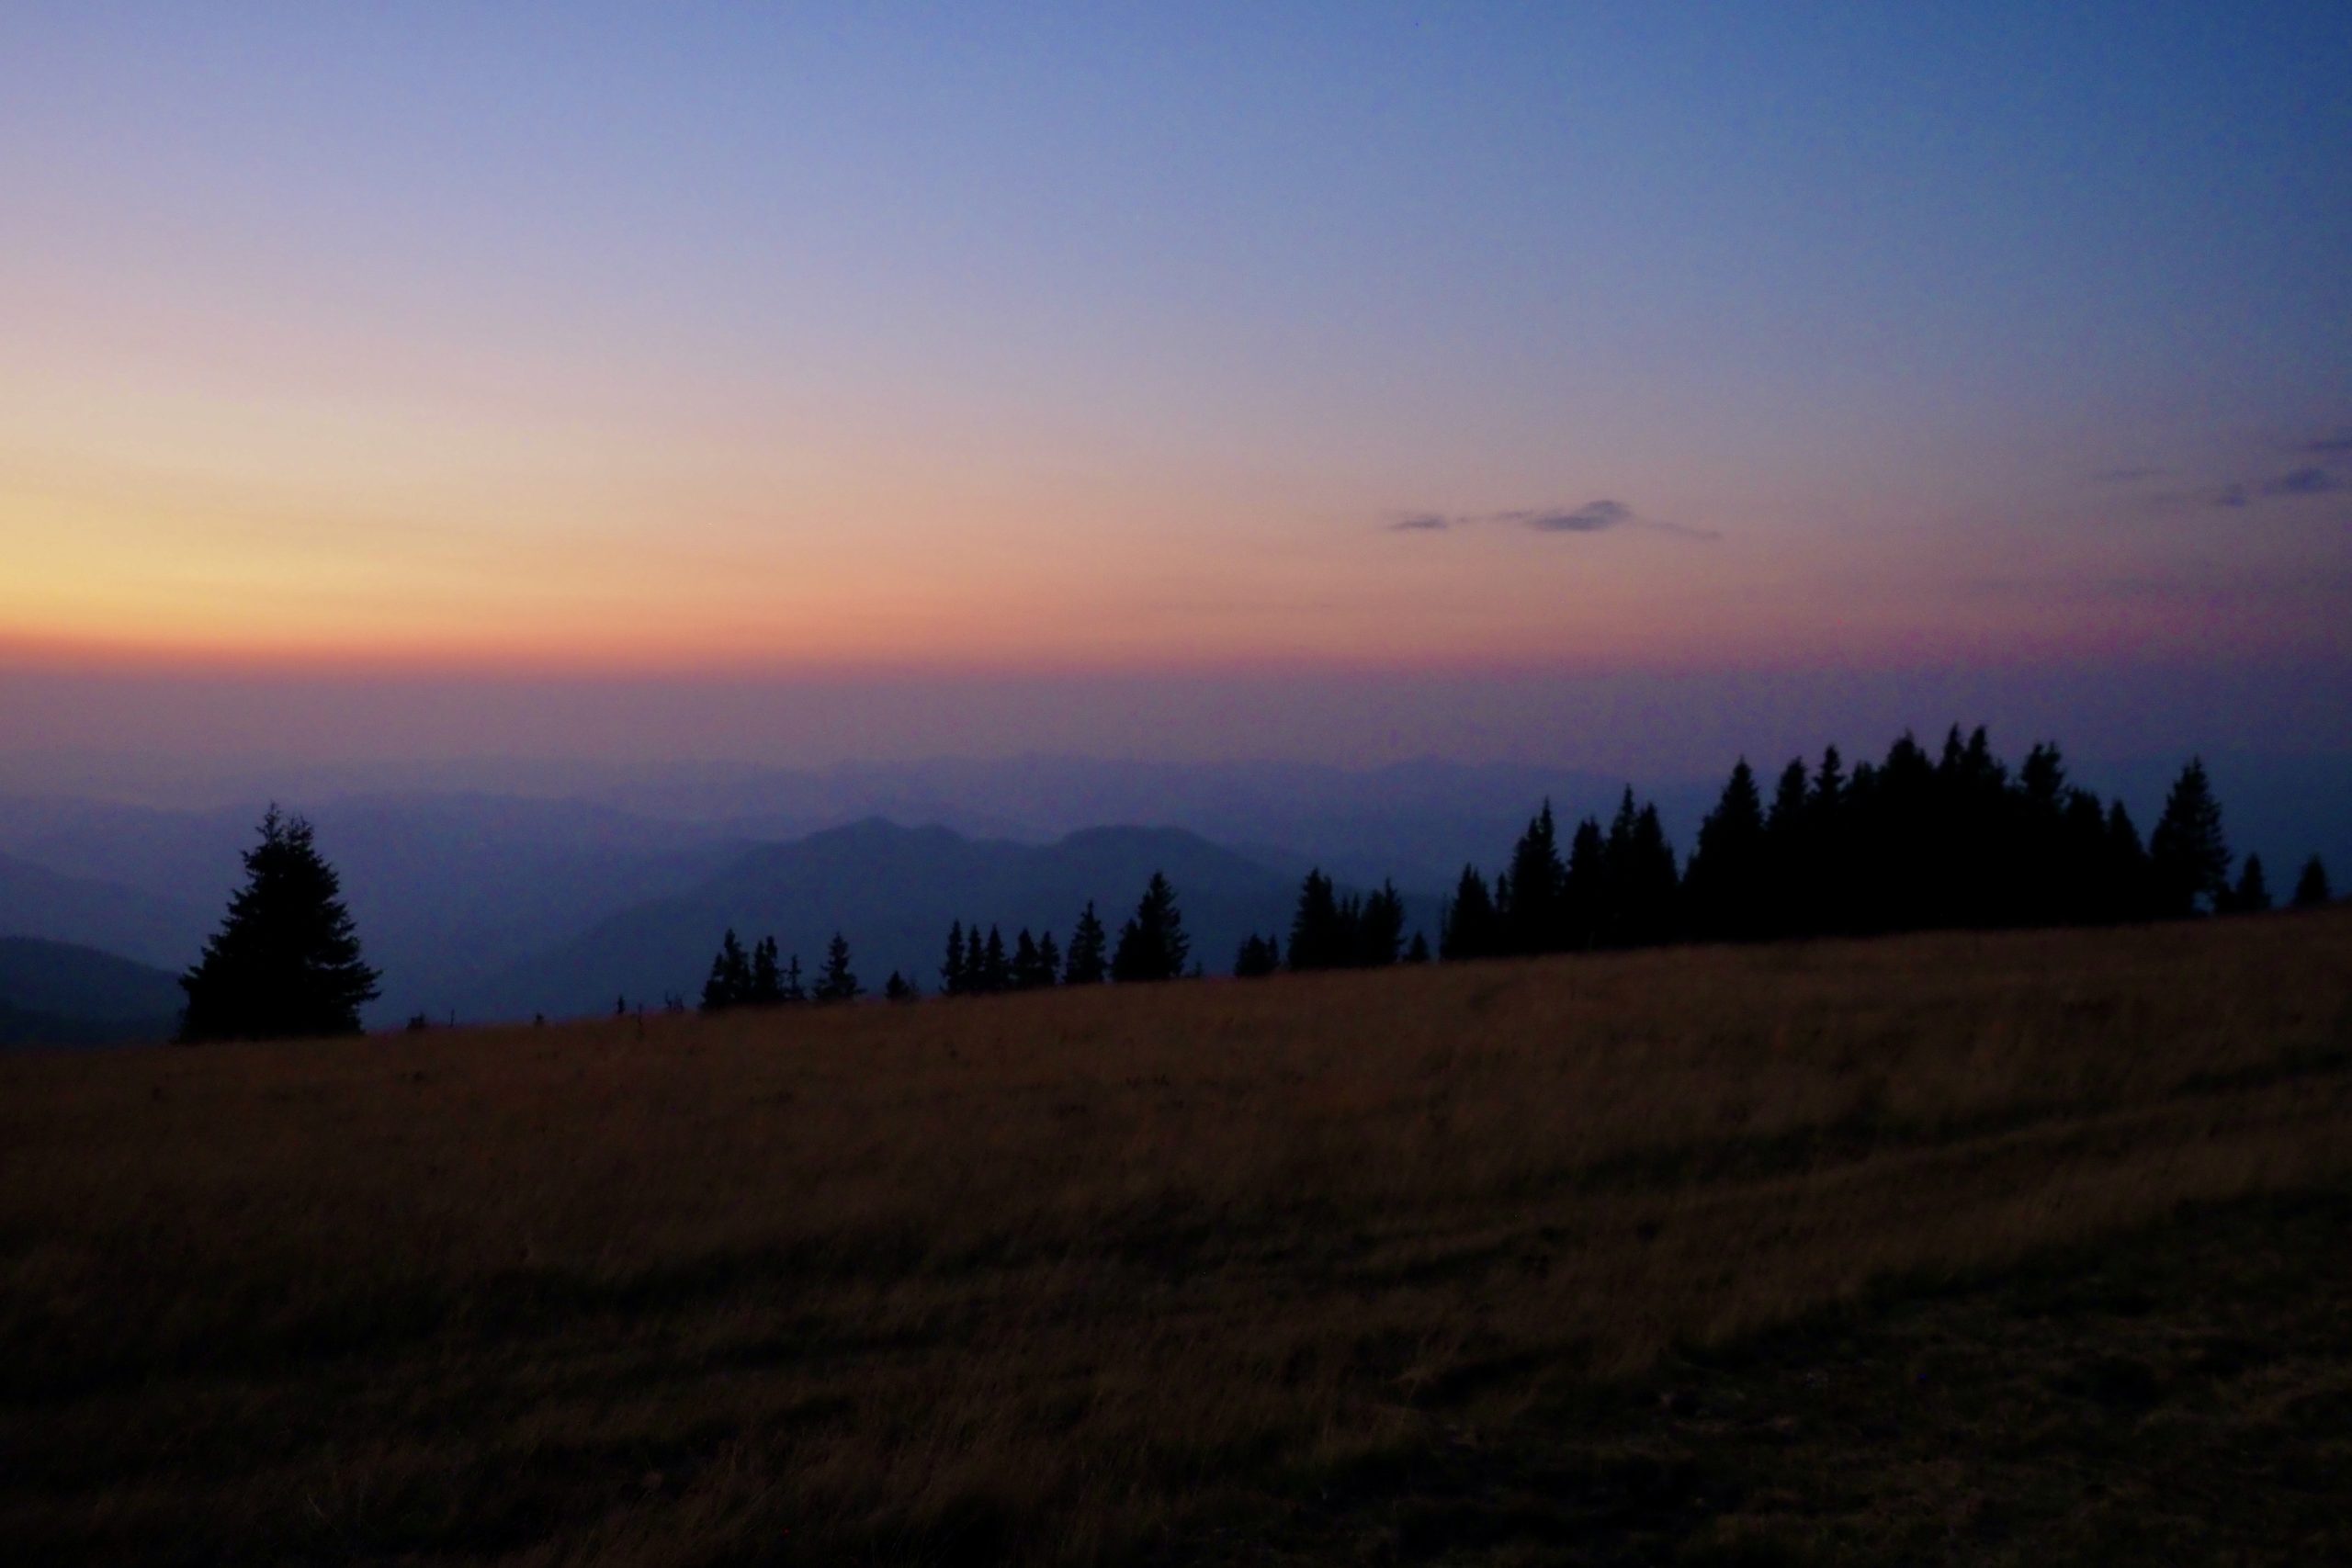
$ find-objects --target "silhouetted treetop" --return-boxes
[179,807,379,1043]
[1233,932,1281,978]
[2223,853,2271,916]
[1111,872,1188,983]
[813,932,861,1003]
[2150,758,2230,918]
[1064,901,1109,986]
[701,929,752,1013]
[1439,865,1498,962]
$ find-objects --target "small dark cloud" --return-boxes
[2259,466,2342,498]
[1510,500,1634,534]
[2205,483,2252,510]
[1389,499,1715,541]
[2293,430,2352,457]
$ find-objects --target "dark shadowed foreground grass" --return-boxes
[4,911,2350,1563]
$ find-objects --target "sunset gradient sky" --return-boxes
[4,5,2348,773]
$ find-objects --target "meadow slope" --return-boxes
[4,910,2350,1563]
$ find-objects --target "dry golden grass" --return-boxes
[4,909,2350,1563]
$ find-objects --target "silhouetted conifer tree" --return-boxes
[1859,732,1937,933]
[1354,880,1407,966]
[2013,747,2069,926]
[1498,801,1566,955]
[2292,855,2332,908]
[1036,931,1061,985]
[1286,869,1346,971]
[941,920,968,997]
[1405,931,1431,963]
[1628,802,1679,945]
[1812,745,1847,819]
[700,928,752,1013]
[813,932,861,1003]
[1597,790,1637,946]
[1685,758,1767,942]
[1439,865,1498,960]
[1560,817,1606,950]
[1762,759,1812,936]
[1940,727,2011,929]
[979,925,1012,995]
[750,936,784,1005]
[883,970,919,1002]
[1589,790,1679,948]
[1233,932,1281,978]
[179,807,379,1042]
[1012,929,1056,990]
[2051,782,2108,926]
[2225,854,2271,915]
[1111,872,1188,982]
[1064,901,1109,984]
[2150,758,2230,918]
[2098,801,2154,924]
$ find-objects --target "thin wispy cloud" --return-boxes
[1386,500,1716,541]
[2160,467,2344,512]
[2259,466,2343,498]
[2292,430,2352,457]
[2090,466,2165,484]
[1504,501,1633,533]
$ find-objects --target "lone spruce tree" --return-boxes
[179,807,379,1042]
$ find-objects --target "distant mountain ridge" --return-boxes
[2,749,2340,1029]
[0,794,735,1025]
[462,818,1440,1023]
[0,936,182,1047]
[0,850,210,971]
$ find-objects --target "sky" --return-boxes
[3,4,2348,778]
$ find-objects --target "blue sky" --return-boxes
[2,3,2346,769]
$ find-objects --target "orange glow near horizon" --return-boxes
[8,376,2346,686]
[4,6,2347,735]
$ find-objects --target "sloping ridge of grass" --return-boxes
[1,908,2347,1564]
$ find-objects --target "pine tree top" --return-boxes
[179,807,379,1043]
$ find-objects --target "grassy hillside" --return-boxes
[3,910,2348,1562]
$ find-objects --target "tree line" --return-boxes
[697,725,2335,999]
[694,871,1197,1015]
[697,930,865,1010]
[1441,728,2325,961]
[170,726,2337,1040]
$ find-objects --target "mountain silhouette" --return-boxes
[462,818,1431,1021]
[0,794,732,1025]
[0,851,210,971]
[0,935,184,1046]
